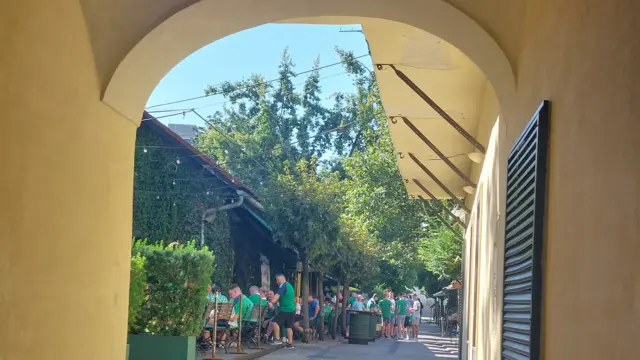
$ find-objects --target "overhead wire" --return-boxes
[145,54,370,110]
[145,70,358,115]
[191,109,279,177]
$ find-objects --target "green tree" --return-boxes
[261,158,342,341]
[418,226,463,280]
[194,47,464,301]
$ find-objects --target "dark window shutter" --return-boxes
[502,101,550,360]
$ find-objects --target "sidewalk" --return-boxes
[254,319,459,360]
[197,342,283,360]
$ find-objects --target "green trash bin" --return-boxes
[348,311,370,345]
[366,312,377,342]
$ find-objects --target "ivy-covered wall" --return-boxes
[133,123,235,288]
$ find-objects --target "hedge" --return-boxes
[129,240,215,336]
[128,253,147,331]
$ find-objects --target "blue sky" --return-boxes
[145,23,372,126]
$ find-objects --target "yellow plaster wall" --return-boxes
[462,120,504,360]
[507,1,640,358]
[0,1,135,359]
[465,1,640,358]
[1,1,640,359]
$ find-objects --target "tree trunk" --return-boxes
[301,248,310,343]
[341,278,350,337]
[318,271,325,341]
[331,277,340,339]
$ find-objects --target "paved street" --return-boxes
[260,321,458,360]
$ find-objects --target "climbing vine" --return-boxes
[133,126,235,289]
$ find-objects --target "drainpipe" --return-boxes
[200,192,244,247]
[237,190,264,211]
[200,189,264,247]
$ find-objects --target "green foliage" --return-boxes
[128,253,147,331]
[193,47,464,291]
[133,125,234,288]
[130,240,215,336]
[262,158,341,255]
[418,227,463,280]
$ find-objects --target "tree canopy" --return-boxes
[194,48,463,294]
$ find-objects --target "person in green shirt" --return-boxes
[270,274,296,349]
[248,286,268,308]
[379,293,394,337]
[323,301,333,325]
[348,292,357,307]
[228,284,253,327]
[395,295,409,340]
[248,286,269,323]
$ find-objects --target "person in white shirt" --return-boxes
[410,294,421,340]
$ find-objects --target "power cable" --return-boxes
[191,109,279,177]
[145,54,370,109]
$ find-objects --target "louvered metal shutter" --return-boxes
[501,101,550,360]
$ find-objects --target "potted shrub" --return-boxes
[128,240,214,360]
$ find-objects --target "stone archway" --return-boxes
[101,0,516,123]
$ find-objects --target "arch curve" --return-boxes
[103,0,516,122]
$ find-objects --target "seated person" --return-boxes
[229,285,253,327]
[262,290,277,342]
[224,284,253,343]
[202,284,229,344]
[293,295,320,338]
[248,285,268,309]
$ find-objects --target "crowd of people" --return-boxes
[201,277,425,351]
[202,274,302,350]
[377,291,422,341]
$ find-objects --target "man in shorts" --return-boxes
[270,274,296,349]
[410,294,421,340]
[395,295,408,340]
[389,294,397,338]
[378,292,393,338]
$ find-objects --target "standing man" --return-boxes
[389,294,397,338]
[379,293,393,338]
[367,294,379,311]
[411,294,421,340]
[395,295,408,340]
[270,274,296,349]
[345,292,357,338]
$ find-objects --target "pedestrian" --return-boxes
[411,294,420,340]
[395,294,409,340]
[379,292,393,338]
[352,295,366,311]
[367,294,379,311]
[270,274,296,349]
[389,294,397,338]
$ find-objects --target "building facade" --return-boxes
[2,1,639,360]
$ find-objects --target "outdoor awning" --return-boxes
[281,17,497,215]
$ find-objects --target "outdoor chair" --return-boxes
[242,302,268,347]
[196,302,217,356]
[199,302,233,354]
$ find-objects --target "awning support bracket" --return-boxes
[418,196,464,240]
[408,152,471,214]
[412,179,467,228]
[402,117,477,188]
[376,63,486,154]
